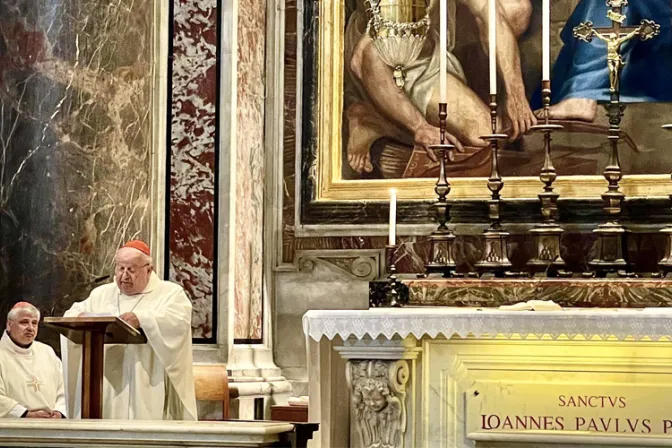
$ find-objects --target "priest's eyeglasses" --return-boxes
[115,264,150,276]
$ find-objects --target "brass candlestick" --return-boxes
[475,95,511,276]
[385,244,404,307]
[658,124,672,277]
[588,86,628,276]
[527,80,566,276]
[426,102,457,276]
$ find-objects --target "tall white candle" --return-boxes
[542,0,550,80]
[488,0,497,95]
[389,189,397,246]
[439,0,447,103]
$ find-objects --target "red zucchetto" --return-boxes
[121,240,151,256]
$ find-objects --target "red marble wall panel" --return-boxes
[169,0,218,340]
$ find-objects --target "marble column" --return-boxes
[215,0,291,419]
[168,0,289,420]
[234,0,266,344]
[0,0,163,349]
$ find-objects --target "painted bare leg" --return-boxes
[349,36,466,168]
[425,72,491,147]
[345,102,410,173]
[498,0,532,38]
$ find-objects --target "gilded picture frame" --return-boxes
[312,0,672,203]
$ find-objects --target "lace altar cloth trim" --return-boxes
[302,308,672,341]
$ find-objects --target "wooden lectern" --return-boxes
[45,316,147,419]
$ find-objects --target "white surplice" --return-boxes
[61,272,197,420]
[0,331,67,418]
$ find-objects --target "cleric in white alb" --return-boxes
[0,302,66,419]
[61,240,197,420]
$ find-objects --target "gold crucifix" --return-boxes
[573,0,660,94]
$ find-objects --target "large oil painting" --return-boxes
[316,0,672,200]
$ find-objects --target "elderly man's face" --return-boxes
[7,310,39,346]
[115,247,152,295]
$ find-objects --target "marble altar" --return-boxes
[304,308,672,448]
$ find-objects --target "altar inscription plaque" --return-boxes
[467,381,672,436]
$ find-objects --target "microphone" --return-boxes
[49,275,111,316]
[62,275,110,300]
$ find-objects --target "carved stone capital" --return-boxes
[345,360,410,448]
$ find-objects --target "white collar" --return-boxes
[0,331,33,355]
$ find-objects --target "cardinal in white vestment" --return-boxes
[0,302,66,419]
[61,240,197,420]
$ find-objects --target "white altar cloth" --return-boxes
[302,307,672,342]
[0,419,296,447]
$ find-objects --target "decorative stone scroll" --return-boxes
[345,360,410,448]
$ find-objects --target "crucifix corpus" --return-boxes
[573,0,660,95]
